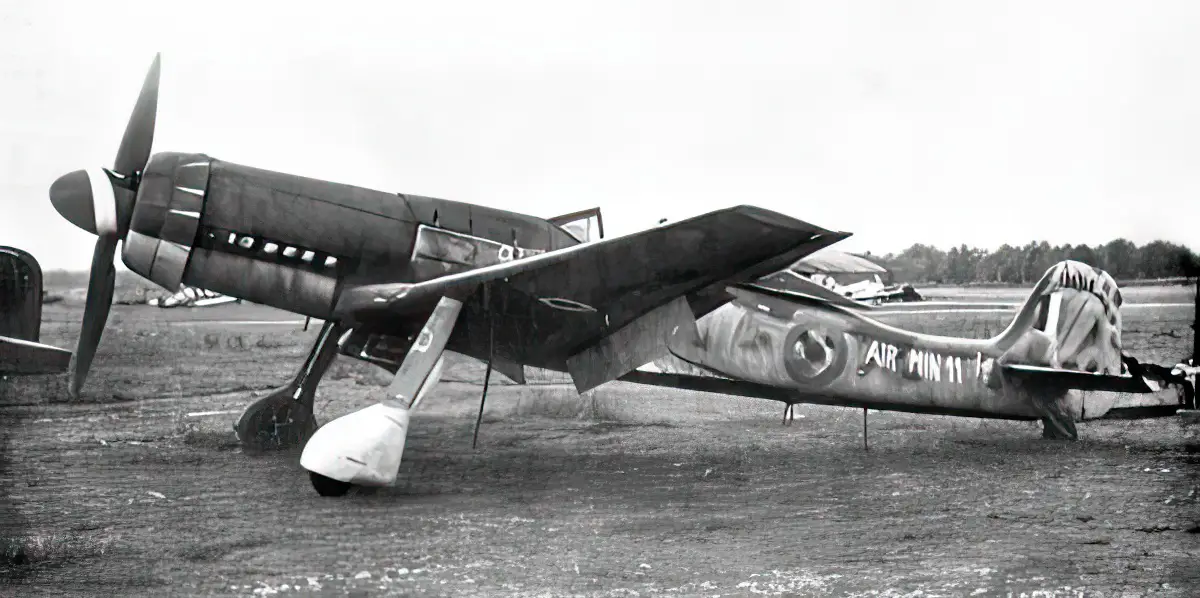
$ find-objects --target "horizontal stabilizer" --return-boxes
[0,335,72,375]
[1000,363,1156,394]
[618,370,1037,421]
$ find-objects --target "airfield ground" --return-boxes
[1,283,1197,597]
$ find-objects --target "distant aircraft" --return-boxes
[0,247,72,376]
[770,250,924,305]
[629,260,1194,440]
[146,284,238,308]
[45,55,845,495]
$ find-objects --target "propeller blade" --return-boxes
[112,53,161,176]
[69,235,119,398]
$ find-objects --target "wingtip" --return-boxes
[810,230,854,247]
[729,205,854,241]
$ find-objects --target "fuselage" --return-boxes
[667,292,1045,421]
[120,152,583,321]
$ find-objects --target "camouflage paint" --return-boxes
[666,261,1144,425]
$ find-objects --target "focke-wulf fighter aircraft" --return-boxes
[45,56,1194,496]
[45,55,847,496]
[0,246,72,377]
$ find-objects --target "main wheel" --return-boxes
[234,389,319,452]
[309,471,353,497]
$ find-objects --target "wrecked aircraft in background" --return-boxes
[762,249,924,305]
[0,246,72,376]
[146,284,238,308]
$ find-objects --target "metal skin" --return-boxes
[662,261,1174,440]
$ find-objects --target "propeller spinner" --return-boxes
[48,54,161,398]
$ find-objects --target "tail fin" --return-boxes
[993,261,1124,374]
[0,246,44,342]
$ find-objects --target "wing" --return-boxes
[337,205,848,380]
[0,335,72,375]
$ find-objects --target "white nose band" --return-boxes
[86,168,118,236]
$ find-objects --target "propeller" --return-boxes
[48,54,161,398]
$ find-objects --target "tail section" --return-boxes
[996,260,1124,375]
[994,261,1190,434]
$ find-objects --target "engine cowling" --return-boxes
[121,152,348,319]
[121,152,209,293]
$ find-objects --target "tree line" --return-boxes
[867,239,1199,285]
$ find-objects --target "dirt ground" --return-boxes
[1,285,1197,597]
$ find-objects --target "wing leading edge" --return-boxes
[337,205,849,379]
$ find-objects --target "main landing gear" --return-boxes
[300,296,462,496]
[308,471,354,497]
[782,403,798,426]
[234,321,346,451]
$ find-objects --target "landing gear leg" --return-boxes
[234,321,346,451]
[1036,394,1079,441]
[300,297,463,496]
[1040,415,1078,440]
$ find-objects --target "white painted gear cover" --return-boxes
[299,403,411,486]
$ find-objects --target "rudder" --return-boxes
[0,246,44,342]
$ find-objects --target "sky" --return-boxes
[2,1,1199,271]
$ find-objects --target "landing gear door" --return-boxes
[547,208,604,244]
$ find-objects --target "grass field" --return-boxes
[0,283,1196,597]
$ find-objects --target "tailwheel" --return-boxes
[234,388,319,452]
[309,471,353,497]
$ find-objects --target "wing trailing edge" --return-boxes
[566,296,693,393]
